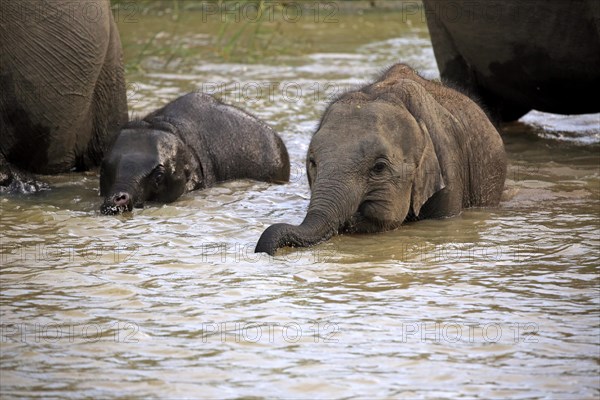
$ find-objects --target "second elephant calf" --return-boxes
[100,92,289,214]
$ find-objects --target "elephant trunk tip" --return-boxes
[255,223,292,255]
[100,191,134,215]
[256,217,337,255]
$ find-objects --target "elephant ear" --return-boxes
[411,120,445,217]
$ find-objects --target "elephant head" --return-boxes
[255,85,447,255]
[99,120,197,214]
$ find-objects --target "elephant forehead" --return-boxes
[114,129,161,152]
[108,153,160,184]
[105,131,171,178]
[315,101,420,152]
[327,100,391,120]
[312,131,390,163]
[325,101,416,132]
[116,153,159,171]
[114,129,180,161]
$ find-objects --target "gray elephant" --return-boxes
[0,0,127,191]
[255,63,506,255]
[422,0,600,121]
[100,92,290,214]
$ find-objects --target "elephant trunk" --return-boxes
[100,178,142,215]
[255,177,361,255]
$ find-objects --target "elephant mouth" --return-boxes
[100,201,133,215]
[341,214,379,234]
[100,193,143,215]
[341,202,378,233]
[341,201,400,234]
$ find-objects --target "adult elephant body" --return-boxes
[0,0,127,189]
[422,0,600,121]
[255,64,506,255]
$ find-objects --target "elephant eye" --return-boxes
[372,160,387,174]
[309,157,316,169]
[153,166,166,185]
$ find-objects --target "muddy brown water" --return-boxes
[1,5,599,398]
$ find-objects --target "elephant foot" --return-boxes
[0,159,48,194]
[1,177,48,194]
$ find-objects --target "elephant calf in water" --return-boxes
[100,92,289,214]
[256,63,507,255]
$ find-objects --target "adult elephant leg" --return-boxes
[423,0,530,123]
[84,6,128,168]
[475,85,531,122]
[495,100,531,123]
[423,1,478,95]
[0,0,127,174]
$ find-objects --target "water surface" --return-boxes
[1,5,599,398]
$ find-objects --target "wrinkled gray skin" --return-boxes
[423,0,600,121]
[256,64,507,255]
[100,92,290,214]
[0,0,128,193]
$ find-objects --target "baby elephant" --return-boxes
[100,92,289,214]
[256,63,507,255]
